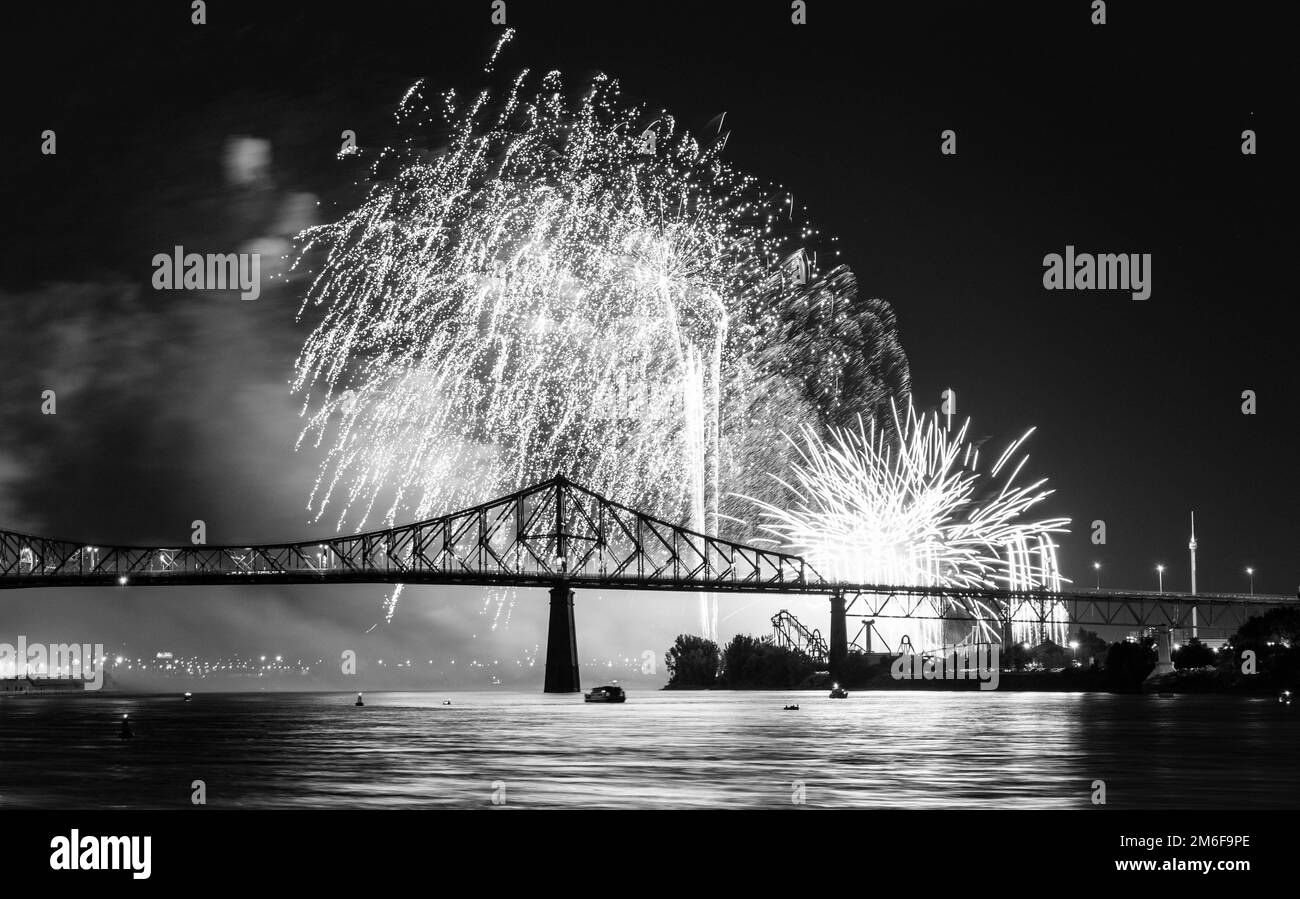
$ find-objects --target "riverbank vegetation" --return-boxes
[663,607,1300,693]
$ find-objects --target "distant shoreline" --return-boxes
[665,667,1289,695]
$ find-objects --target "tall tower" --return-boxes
[1189,511,1198,638]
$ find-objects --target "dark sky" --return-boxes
[0,1,1295,663]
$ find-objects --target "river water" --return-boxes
[0,691,1294,808]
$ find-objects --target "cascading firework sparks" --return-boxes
[745,401,1070,651]
[290,39,910,638]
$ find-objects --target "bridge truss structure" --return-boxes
[1,474,1292,689]
[0,475,811,592]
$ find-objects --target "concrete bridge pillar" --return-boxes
[544,582,581,693]
[828,591,847,680]
[1147,625,1176,679]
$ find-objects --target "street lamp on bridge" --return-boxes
[1246,567,1255,595]
[1093,561,1101,590]
[1156,564,1165,594]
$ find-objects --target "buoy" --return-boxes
[119,713,133,739]
[355,692,364,707]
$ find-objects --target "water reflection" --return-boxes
[0,691,1294,808]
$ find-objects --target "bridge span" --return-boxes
[2,475,1293,691]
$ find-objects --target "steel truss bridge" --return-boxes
[831,585,1290,654]
[1,474,1292,690]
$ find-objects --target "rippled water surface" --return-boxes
[1,691,1295,808]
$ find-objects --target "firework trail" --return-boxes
[745,400,1070,651]
[292,35,908,637]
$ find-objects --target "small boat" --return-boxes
[355,693,364,707]
[442,699,452,706]
[829,683,848,699]
[783,704,800,711]
[584,684,626,703]
[183,692,192,702]
[490,676,502,686]
[1280,689,1293,706]
[119,713,134,739]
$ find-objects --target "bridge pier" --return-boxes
[544,582,581,693]
[828,591,847,681]
[1146,625,1175,680]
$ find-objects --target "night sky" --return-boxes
[0,2,1295,664]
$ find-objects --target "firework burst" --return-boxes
[745,400,1070,650]
[291,35,908,635]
